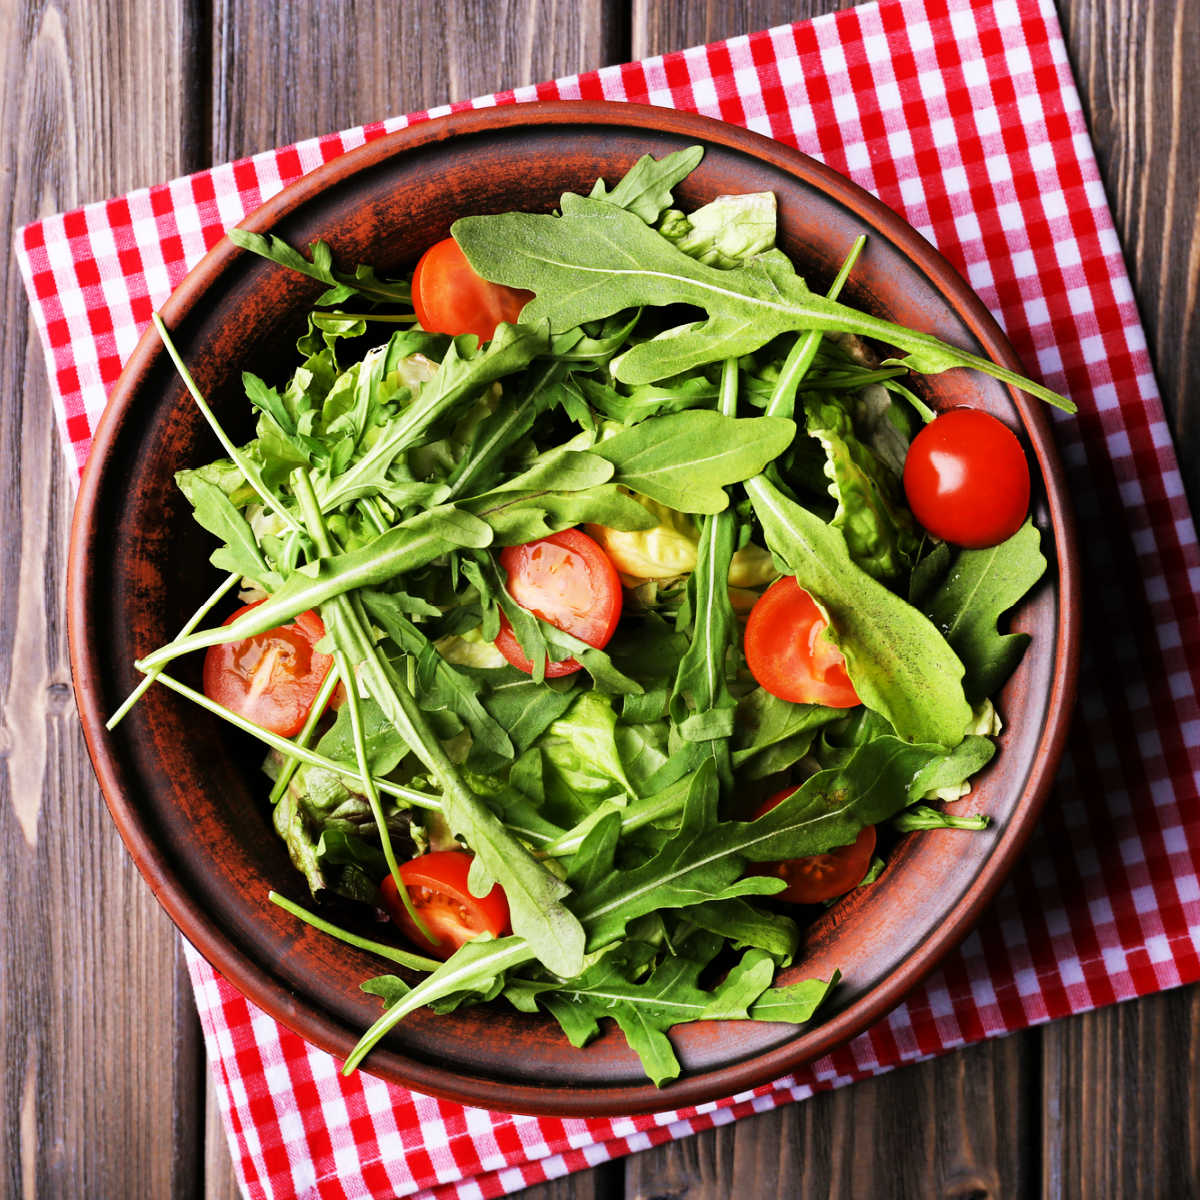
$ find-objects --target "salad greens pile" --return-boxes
[120,146,1067,1086]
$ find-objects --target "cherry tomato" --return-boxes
[494,528,623,677]
[380,851,510,960]
[750,788,877,904]
[202,601,332,737]
[411,237,533,343]
[743,577,860,708]
[902,407,1031,548]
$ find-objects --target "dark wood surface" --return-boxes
[2,2,1196,1197]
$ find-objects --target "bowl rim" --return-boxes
[68,99,1081,1116]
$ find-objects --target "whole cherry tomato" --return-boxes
[902,408,1030,548]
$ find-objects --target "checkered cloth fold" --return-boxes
[18,0,1200,1197]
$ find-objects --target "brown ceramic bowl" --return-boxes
[69,102,1080,1116]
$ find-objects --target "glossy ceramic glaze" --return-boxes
[68,103,1080,1116]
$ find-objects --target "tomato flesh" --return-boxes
[380,851,510,960]
[202,601,332,737]
[494,528,623,677]
[751,788,877,904]
[411,237,533,343]
[743,577,860,708]
[902,407,1031,548]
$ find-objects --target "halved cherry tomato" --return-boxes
[202,601,332,737]
[750,787,877,904]
[743,577,860,708]
[380,851,510,960]
[411,236,533,343]
[902,407,1030,548]
[494,528,623,677]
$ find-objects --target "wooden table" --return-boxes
[4,2,1197,1196]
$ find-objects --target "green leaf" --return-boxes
[478,675,579,754]
[174,473,272,586]
[686,898,799,964]
[594,411,796,513]
[748,972,840,1023]
[803,393,918,586]
[229,229,412,306]
[360,590,515,761]
[922,520,1047,702]
[137,505,494,672]
[468,482,656,544]
[453,195,1074,411]
[657,191,777,268]
[587,145,706,224]
[320,322,551,509]
[538,692,636,816]
[732,688,842,762]
[909,734,995,799]
[748,474,971,747]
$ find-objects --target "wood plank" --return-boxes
[209,0,628,164]
[622,1037,1036,1199]
[0,3,209,1197]
[510,1161,624,1200]
[1057,0,1200,503]
[630,0,834,60]
[1042,992,1200,1198]
[205,1076,244,1200]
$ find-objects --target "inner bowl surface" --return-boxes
[69,102,1079,1116]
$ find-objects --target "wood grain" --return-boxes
[209,0,627,164]
[2,0,1198,1196]
[1042,991,1200,1198]
[1058,0,1200,506]
[623,1038,1036,1200]
[0,3,208,1198]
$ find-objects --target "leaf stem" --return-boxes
[763,235,866,422]
[106,571,239,730]
[266,663,342,805]
[144,668,440,811]
[267,891,440,971]
[151,313,304,535]
[292,468,416,920]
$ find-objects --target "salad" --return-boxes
[117,147,1073,1086]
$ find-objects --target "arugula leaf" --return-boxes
[320,322,550,509]
[593,411,796,513]
[452,195,1075,411]
[136,505,493,673]
[467,482,655,544]
[923,520,1047,702]
[229,228,412,306]
[344,937,537,1071]
[587,145,706,224]
[748,973,841,1023]
[174,473,274,587]
[360,590,515,761]
[476,674,578,754]
[686,897,800,964]
[748,474,971,747]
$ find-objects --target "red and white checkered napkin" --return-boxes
[18,0,1200,1195]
